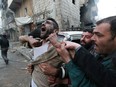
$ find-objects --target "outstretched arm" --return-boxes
[19,35,40,47]
[19,35,30,43]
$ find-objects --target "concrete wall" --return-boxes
[8,0,34,39]
[59,0,80,31]
[32,0,55,21]
[15,0,33,17]
[9,0,88,31]
[33,0,83,31]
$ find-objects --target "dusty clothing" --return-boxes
[31,46,63,87]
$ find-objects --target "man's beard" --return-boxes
[40,30,54,39]
[81,42,93,50]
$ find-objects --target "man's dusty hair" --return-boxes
[46,18,59,31]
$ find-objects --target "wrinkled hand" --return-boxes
[56,42,71,63]
[47,33,61,48]
[62,41,81,59]
[64,41,81,50]
[27,63,34,74]
[39,63,58,76]
[47,34,81,63]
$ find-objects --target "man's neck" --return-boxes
[41,39,52,50]
[42,39,48,44]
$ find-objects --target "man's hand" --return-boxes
[64,41,81,50]
[48,76,69,85]
[47,33,61,48]
[19,35,29,43]
[47,33,81,63]
[27,63,34,74]
[48,76,56,85]
[39,63,58,76]
[19,35,41,47]
[56,42,71,63]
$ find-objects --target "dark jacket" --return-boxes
[65,60,97,87]
[0,35,9,49]
[72,47,116,87]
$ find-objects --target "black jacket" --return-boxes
[72,47,116,87]
[0,36,9,49]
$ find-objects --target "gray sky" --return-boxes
[97,0,116,19]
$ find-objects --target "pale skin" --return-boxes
[27,63,33,74]
[55,41,81,63]
[39,63,58,84]
[19,35,39,47]
[39,63,58,76]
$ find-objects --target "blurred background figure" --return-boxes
[0,34,9,65]
[80,28,93,50]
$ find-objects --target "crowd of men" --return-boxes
[19,16,116,87]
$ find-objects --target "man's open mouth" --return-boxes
[41,26,46,31]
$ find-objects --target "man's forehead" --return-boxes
[45,20,53,23]
[94,23,111,32]
[83,32,93,35]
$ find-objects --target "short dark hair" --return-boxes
[96,16,116,39]
[46,18,59,30]
[83,28,93,34]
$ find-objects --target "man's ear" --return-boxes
[54,29,59,34]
